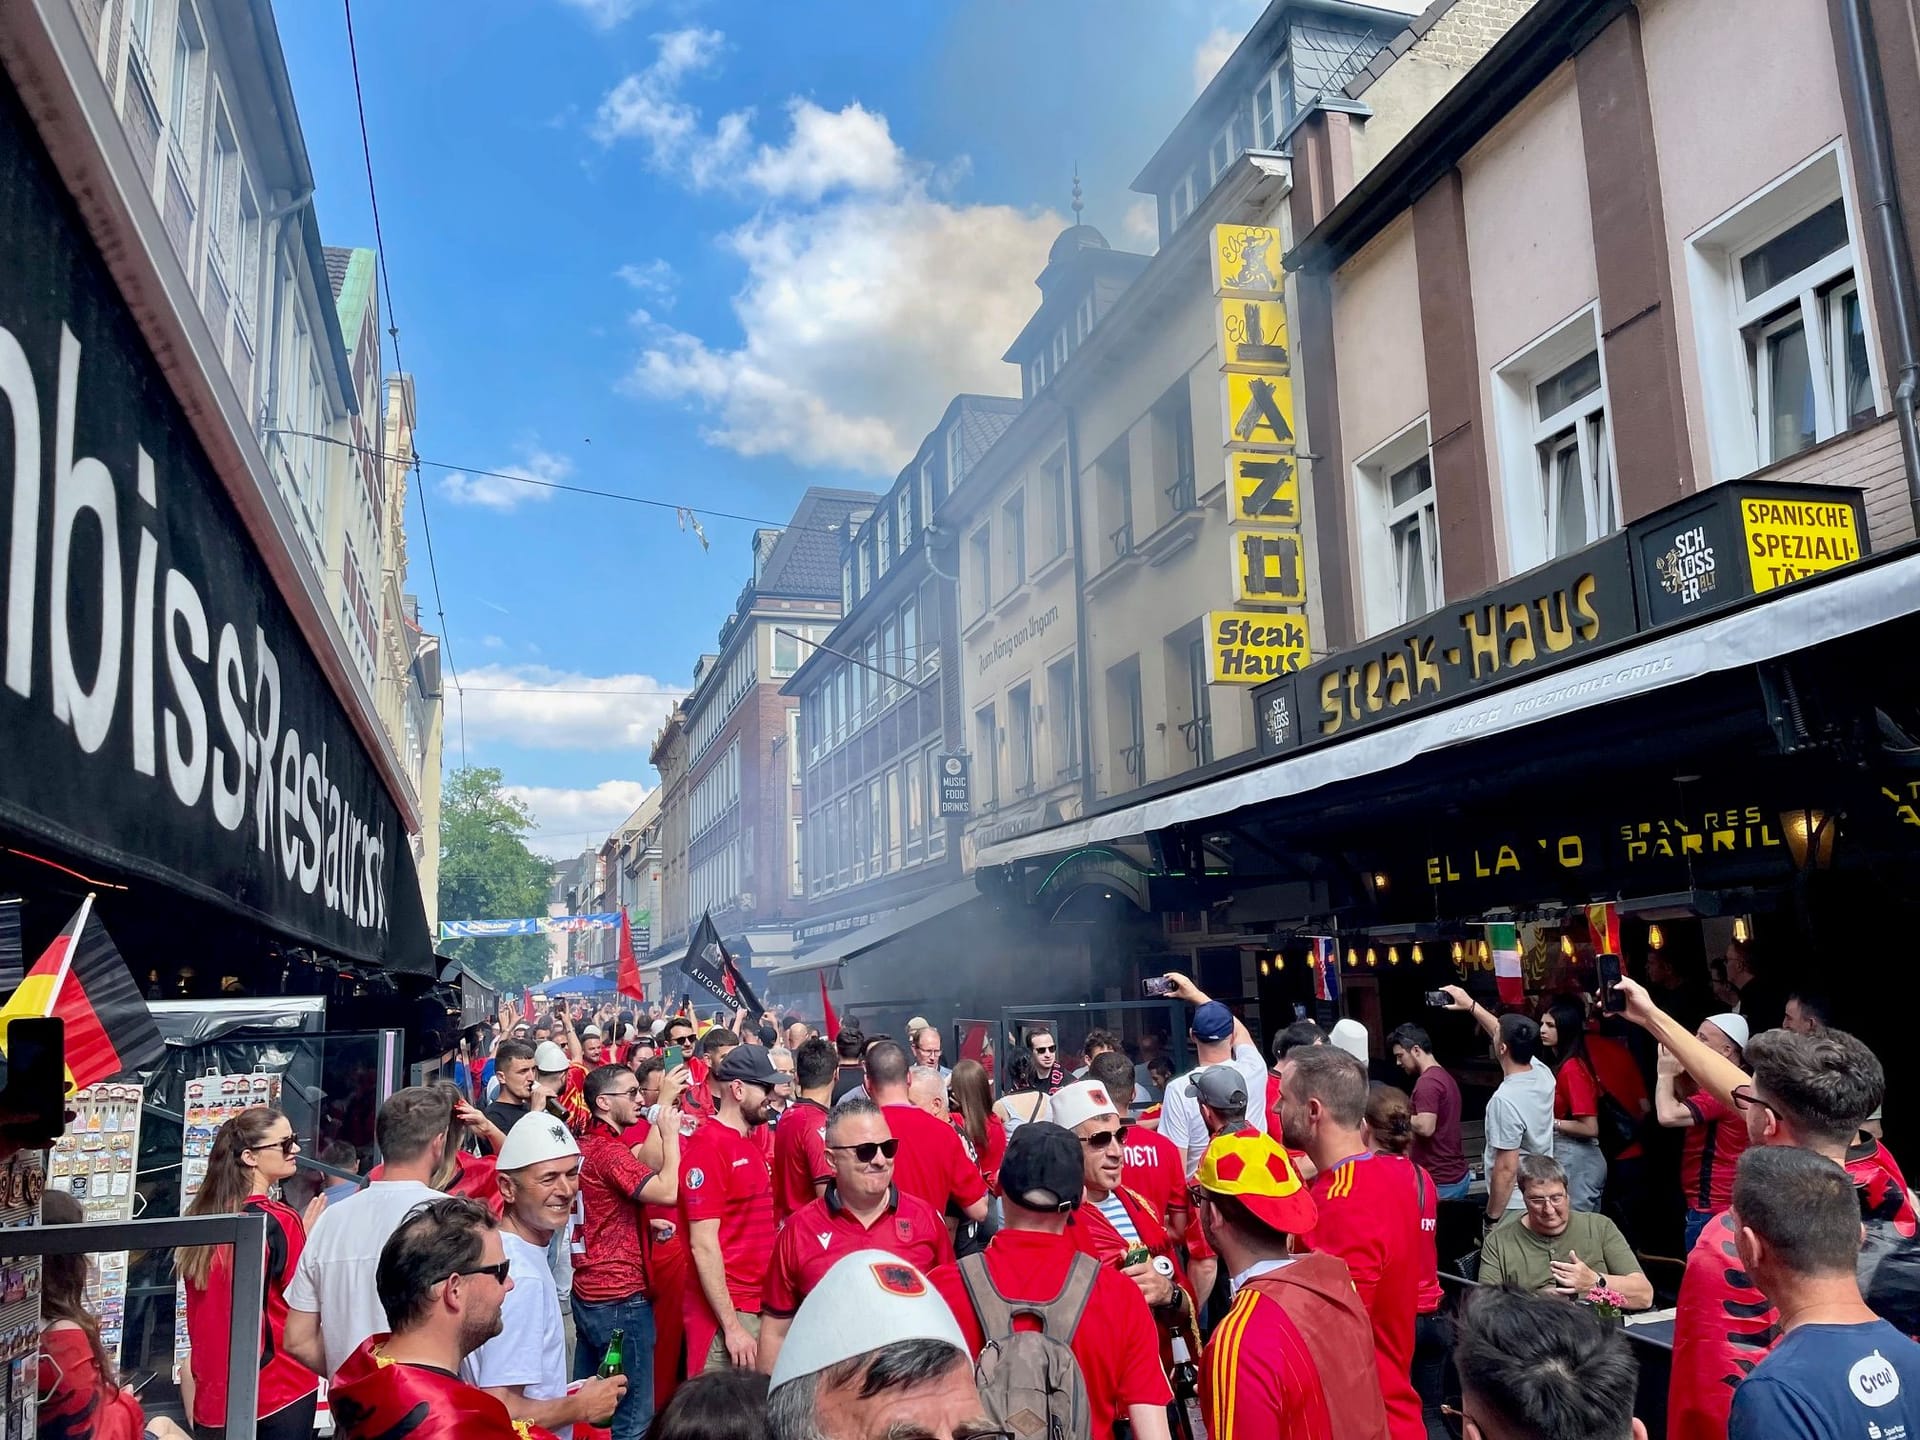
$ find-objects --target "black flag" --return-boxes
[680,913,763,1018]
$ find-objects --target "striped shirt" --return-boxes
[1095,1193,1141,1246]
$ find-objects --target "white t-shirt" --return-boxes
[463,1230,570,1438]
[285,1179,442,1378]
[1161,1043,1272,1175]
[1483,1057,1557,1211]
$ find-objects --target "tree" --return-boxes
[438,766,554,993]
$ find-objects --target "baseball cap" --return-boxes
[1192,1001,1235,1043]
[533,1040,570,1075]
[1196,1130,1318,1235]
[768,1251,965,1390]
[1050,1079,1119,1133]
[1705,1012,1750,1052]
[1184,1065,1249,1111]
[581,1024,603,1039]
[496,1111,581,1172]
[714,1045,786,1087]
[997,1122,1084,1212]
[1330,1018,1370,1065]
[906,1015,931,1033]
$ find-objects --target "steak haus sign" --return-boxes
[0,78,423,967]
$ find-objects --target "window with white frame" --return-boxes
[947,425,966,488]
[168,6,203,153]
[919,457,936,532]
[1355,423,1441,633]
[1042,451,1070,562]
[974,705,999,810]
[1688,148,1879,478]
[857,539,871,598]
[896,491,912,554]
[967,524,992,621]
[876,512,891,577]
[1168,172,1197,232]
[1000,489,1026,596]
[1254,63,1286,149]
[1493,311,1619,570]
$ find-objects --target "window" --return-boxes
[1008,683,1035,795]
[790,818,804,897]
[1254,63,1284,148]
[1155,381,1197,517]
[1098,439,1134,562]
[861,635,880,717]
[1184,635,1214,768]
[787,709,802,785]
[1000,490,1026,595]
[207,110,238,270]
[1076,294,1095,343]
[1532,350,1615,559]
[1168,172,1198,232]
[919,581,942,675]
[1043,451,1071,562]
[1053,329,1070,375]
[1386,456,1438,624]
[1108,659,1146,789]
[857,539,871,598]
[886,768,903,873]
[1689,149,1878,478]
[876,513,891,577]
[168,7,203,150]
[896,491,913,554]
[947,426,967,488]
[904,749,925,864]
[919,457,936,532]
[975,705,999,810]
[880,618,899,701]
[900,595,918,681]
[1356,422,1441,633]
[1046,654,1077,782]
[772,628,804,678]
[867,777,884,875]
[130,0,157,54]
[842,557,854,610]
[967,524,992,621]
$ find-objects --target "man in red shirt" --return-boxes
[773,1037,836,1222]
[757,1098,955,1375]
[1654,1011,1751,1251]
[1279,1044,1424,1440]
[574,1064,682,1439]
[680,1044,787,1375]
[862,1040,988,1228]
[1090,1052,1188,1246]
[928,1123,1173,1440]
[1613,977,1915,1440]
[1193,1129,1389,1440]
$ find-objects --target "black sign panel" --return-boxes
[0,78,427,970]
[1255,675,1301,757]
[938,754,971,817]
[1269,534,1636,753]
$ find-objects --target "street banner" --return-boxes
[681,913,763,1017]
[1308,936,1338,1005]
[438,914,623,939]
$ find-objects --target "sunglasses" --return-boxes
[827,1139,900,1163]
[248,1136,299,1156]
[451,1260,511,1285]
[604,1087,640,1101]
[1080,1124,1131,1151]
[1033,1045,1056,1055]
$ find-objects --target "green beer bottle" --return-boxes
[598,1329,625,1380]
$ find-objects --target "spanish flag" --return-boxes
[0,895,162,1092]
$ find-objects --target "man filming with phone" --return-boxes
[1155,974,1273,1175]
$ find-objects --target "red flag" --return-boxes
[522,986,534,1022]
[818,970,840,1040]
[0,894,162,1091]
[616,908,645,1000]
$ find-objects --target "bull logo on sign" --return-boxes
[1221,227,1280,292]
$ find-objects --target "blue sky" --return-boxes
[277,0,1259,856]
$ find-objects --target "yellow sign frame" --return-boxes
[1205,609,1313,684]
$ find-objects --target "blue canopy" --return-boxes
[542,974,616,997]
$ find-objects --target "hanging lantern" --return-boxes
[1648,923,1666,951]
[1346,947,1359,969]
[1365,947,1378,968]
[1388,946,1400,967]
[1274,955,1285,971]
[1412,943,1424,966]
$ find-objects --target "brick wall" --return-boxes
[1750,415,1916,549]
[1408,0,1541,71]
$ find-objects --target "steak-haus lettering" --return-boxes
[1316,574,1603,737]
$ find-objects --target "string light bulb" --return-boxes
[1346,947,1359,969]
[1259,957,1271,977]
[1451,941,1464,963]
[1648,923,1666,951]
[1412,943,1424,966]
[1365,947,1378,968]
[1561,934,1575,958]
[1388,946,1400,967]
[1734,917,1750,943]
[1479,940,1491,963]
[1274,955,1285,971]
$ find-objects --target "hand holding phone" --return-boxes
[1143,976,1177,998]
[1597,953,1625,1013]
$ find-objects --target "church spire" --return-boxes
[1071,162,1084,221]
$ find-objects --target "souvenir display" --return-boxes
[174,1071,282,1369]
[0,1150,40,1440]
[46,1084,143,1358]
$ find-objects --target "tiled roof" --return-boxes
[758,487,882,597]
[323,246,354,301]
[957,399,1022,472]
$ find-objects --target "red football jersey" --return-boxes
[679,1115,775,1311]
[882,1104,986,1217]
[772,1099,832,1222]
[761,1187,954,1317]
[1680,1087,1750,1213]
[1121,1127,1191,1236]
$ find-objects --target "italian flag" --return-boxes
[1489,922,1525,1006]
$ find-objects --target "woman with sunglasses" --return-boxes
[947,1060,1006,1196]
[179,1107,321,1440]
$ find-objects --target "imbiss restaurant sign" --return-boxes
[1254,479,1868,758]
[0,81,418,966]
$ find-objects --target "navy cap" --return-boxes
[1192,1001,1235,1043]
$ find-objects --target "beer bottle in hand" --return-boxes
[598,1329,625,1380]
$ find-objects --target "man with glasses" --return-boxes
[1610,976,1913,1440]
[681,1045,789,1374]
[1052,1081,1190,1319]
[863,1040,989,1228]
[911,1025,951,1079]
[464,1115,627,1438]
[1025,1029,1066,1095]
[574,1065,683,1438]
[1191,1129,1388,1440]
[1478,1154,1650,1308]
[929,1123,1174,1440]
[757,1099,955,1376]
[329,1198,545,1440]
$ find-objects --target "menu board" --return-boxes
[46,1084,142,1359]
[0,1150,42,1440]
[175,1072,282,1369]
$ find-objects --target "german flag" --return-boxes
[0,895,162,1091]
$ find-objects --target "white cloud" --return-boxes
[743,100,906,201]
[506,780,655,859]
[438,446,571,512]
[616,258,678,307]
[481,634,504,650]
[1121,197,1159,251]
[600,32,1056,473]
[556,0,643,28]
[1192,26,1238,93]
[458,664,684,751]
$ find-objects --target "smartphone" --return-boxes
[664,1044,686,1069]
[1425,990,1452,1008]
[1143,976,1177,997]
[1597,953,1626,1013]
[0,1017,67,1147]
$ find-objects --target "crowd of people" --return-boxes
[30,955,1920,1440]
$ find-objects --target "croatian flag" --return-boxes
[1309,937,1339,1004]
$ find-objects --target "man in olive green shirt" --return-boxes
[1480,1154,1654,1308]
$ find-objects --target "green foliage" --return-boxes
[438,766,554,992]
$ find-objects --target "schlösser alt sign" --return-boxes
[0,78,418,965]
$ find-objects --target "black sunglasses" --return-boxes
[247,1136,299,1156]
[827,1139,900,1163]
[451,1260,511,1285]
[1080,1125,1131,1151]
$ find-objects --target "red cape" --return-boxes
[328,1336,558,1440]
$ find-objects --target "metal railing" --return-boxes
[1164,470,1198,514]
[1109,518,1135,560]
[1120,741,1145,779]
[1179,714,1214,767]
[2,1211,267,1437]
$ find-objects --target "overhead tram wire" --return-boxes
[343,0,466,765]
